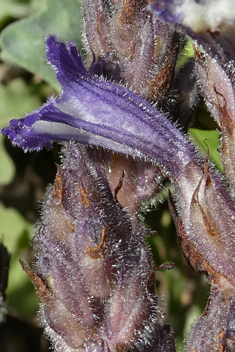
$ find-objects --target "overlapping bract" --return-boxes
[22,142,175,352]
[83,0,184,104]
[83,0,198,128]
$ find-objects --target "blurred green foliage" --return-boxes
[1,0,83,88]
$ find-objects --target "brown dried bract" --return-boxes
[168,190,218,280]
[79,180,91,208]
[19,259,53,301]
[148,45,178,104]
[86,225,108,259]
[119,0,147,25]
[114,169,125,201]
[217,329,225,352]
[54,164,64,206]
[191,163,219,239]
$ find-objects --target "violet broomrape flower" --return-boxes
[2,35,196,177]
[2,0,235,350]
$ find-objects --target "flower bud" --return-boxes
[21,142,175,352]
[83,0,185,108]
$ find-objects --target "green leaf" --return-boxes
[0,0,83,88]
[0,202,32,262]
[0,1,29,24]
[189,128,223,171]
[0,202,38,316]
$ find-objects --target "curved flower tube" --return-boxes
[2,35,196,179]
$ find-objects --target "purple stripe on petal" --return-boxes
[2,35,198,179]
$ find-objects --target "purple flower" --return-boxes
[2,35,197,179]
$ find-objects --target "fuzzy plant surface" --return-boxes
[2,0,235,351]
[19,141,175,352]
